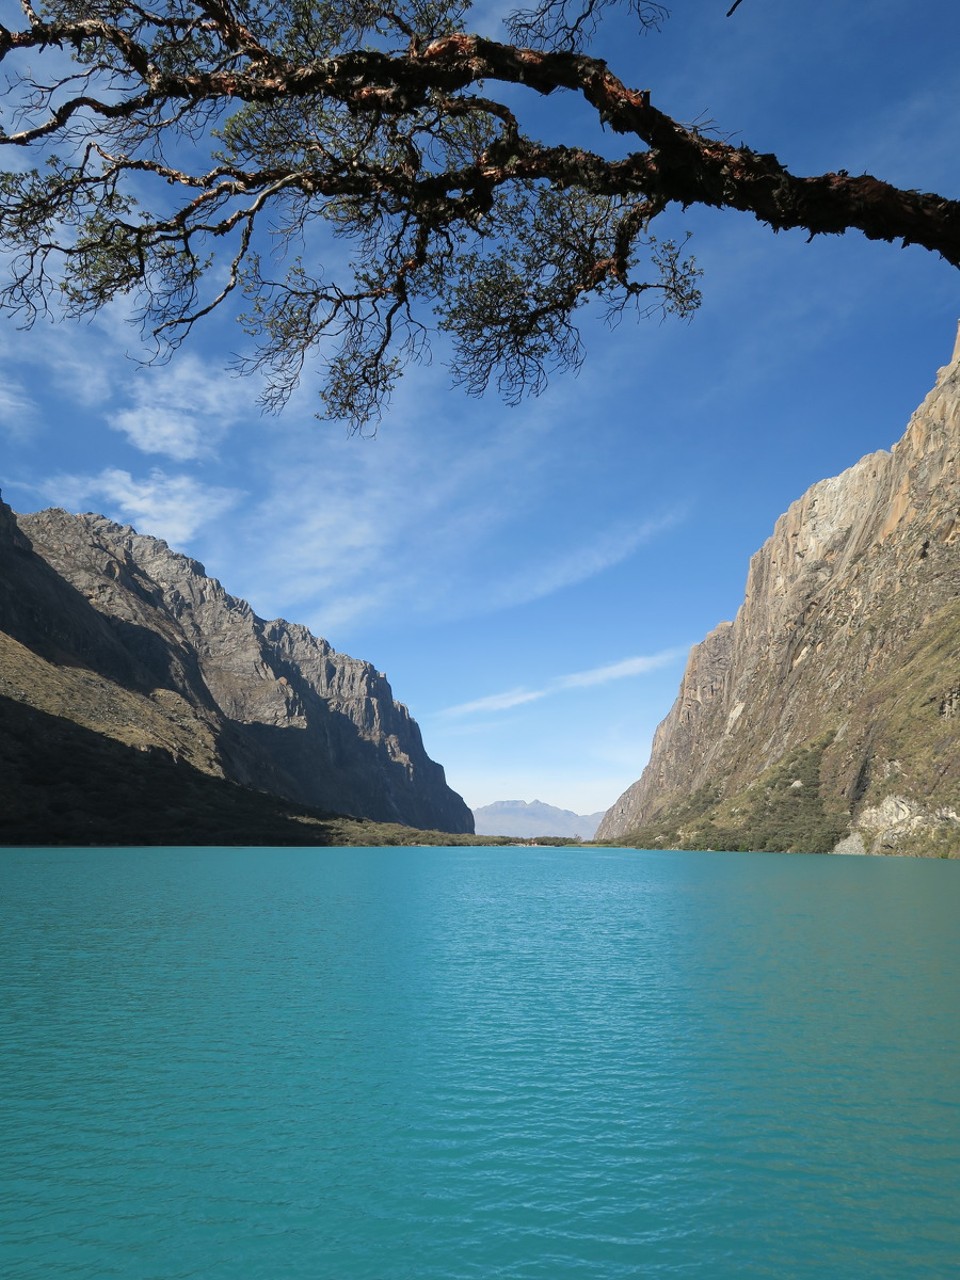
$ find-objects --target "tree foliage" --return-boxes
[1,0,958,428]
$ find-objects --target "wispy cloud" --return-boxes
[0,378,41,439]
[107,355,253,460]
[439,647,686,717]
[554,652,686,689]
[443,688,548,716]
[0,315,119,410]
[489,511,685,611]
[44,467,244,545]
[217,363,687,637]
[220,374,571,628]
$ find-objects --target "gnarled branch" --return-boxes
[0,0,957,427]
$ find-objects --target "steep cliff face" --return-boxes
[1,502,473,835]
[598,329,960,855]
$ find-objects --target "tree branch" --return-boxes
[0,0,957,427]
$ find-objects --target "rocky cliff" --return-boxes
[598,328,960,856]
[0,500,473,840]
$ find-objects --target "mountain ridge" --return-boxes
[597,329,960,856]
[1,499,473,841]
[472,799,606,839]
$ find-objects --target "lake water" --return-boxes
[2,845,959,1278]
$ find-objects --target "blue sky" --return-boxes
[3,0,960,815]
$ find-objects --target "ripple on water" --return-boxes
[1,846,959,1279]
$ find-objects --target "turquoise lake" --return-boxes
[2,845,959,1278]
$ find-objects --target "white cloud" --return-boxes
[107,355,254,460]
[490,511,685,612]
[301,589,395,635]
[439,647,685,718]
[109,405,219,461]
[0,378,41,439]
[556,650,687,689]
[224,382,563,628]
[44,327,118,408]
[46,467,244,546]
[2,316,119,410]
[440,688,549,716]
[225,383,687,637]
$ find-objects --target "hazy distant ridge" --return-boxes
[473,799,606,839]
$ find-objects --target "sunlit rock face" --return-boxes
[598,328,960,856]
[1,501,473,834]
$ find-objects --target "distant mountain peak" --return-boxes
[473,799,607,839]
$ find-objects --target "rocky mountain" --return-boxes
[0,499,473,842]
[597,328,960,857]
[473,799,606,839]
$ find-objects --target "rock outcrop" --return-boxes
[598,327,960,856]
[0,501,473,838]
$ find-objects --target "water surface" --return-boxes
[2,846,958,1278]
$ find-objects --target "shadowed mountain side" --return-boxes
[0,498,176,693]
[0,697,507,847]
[0,696,341,846]
[0,498,473,836]
[598,330,960,856]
